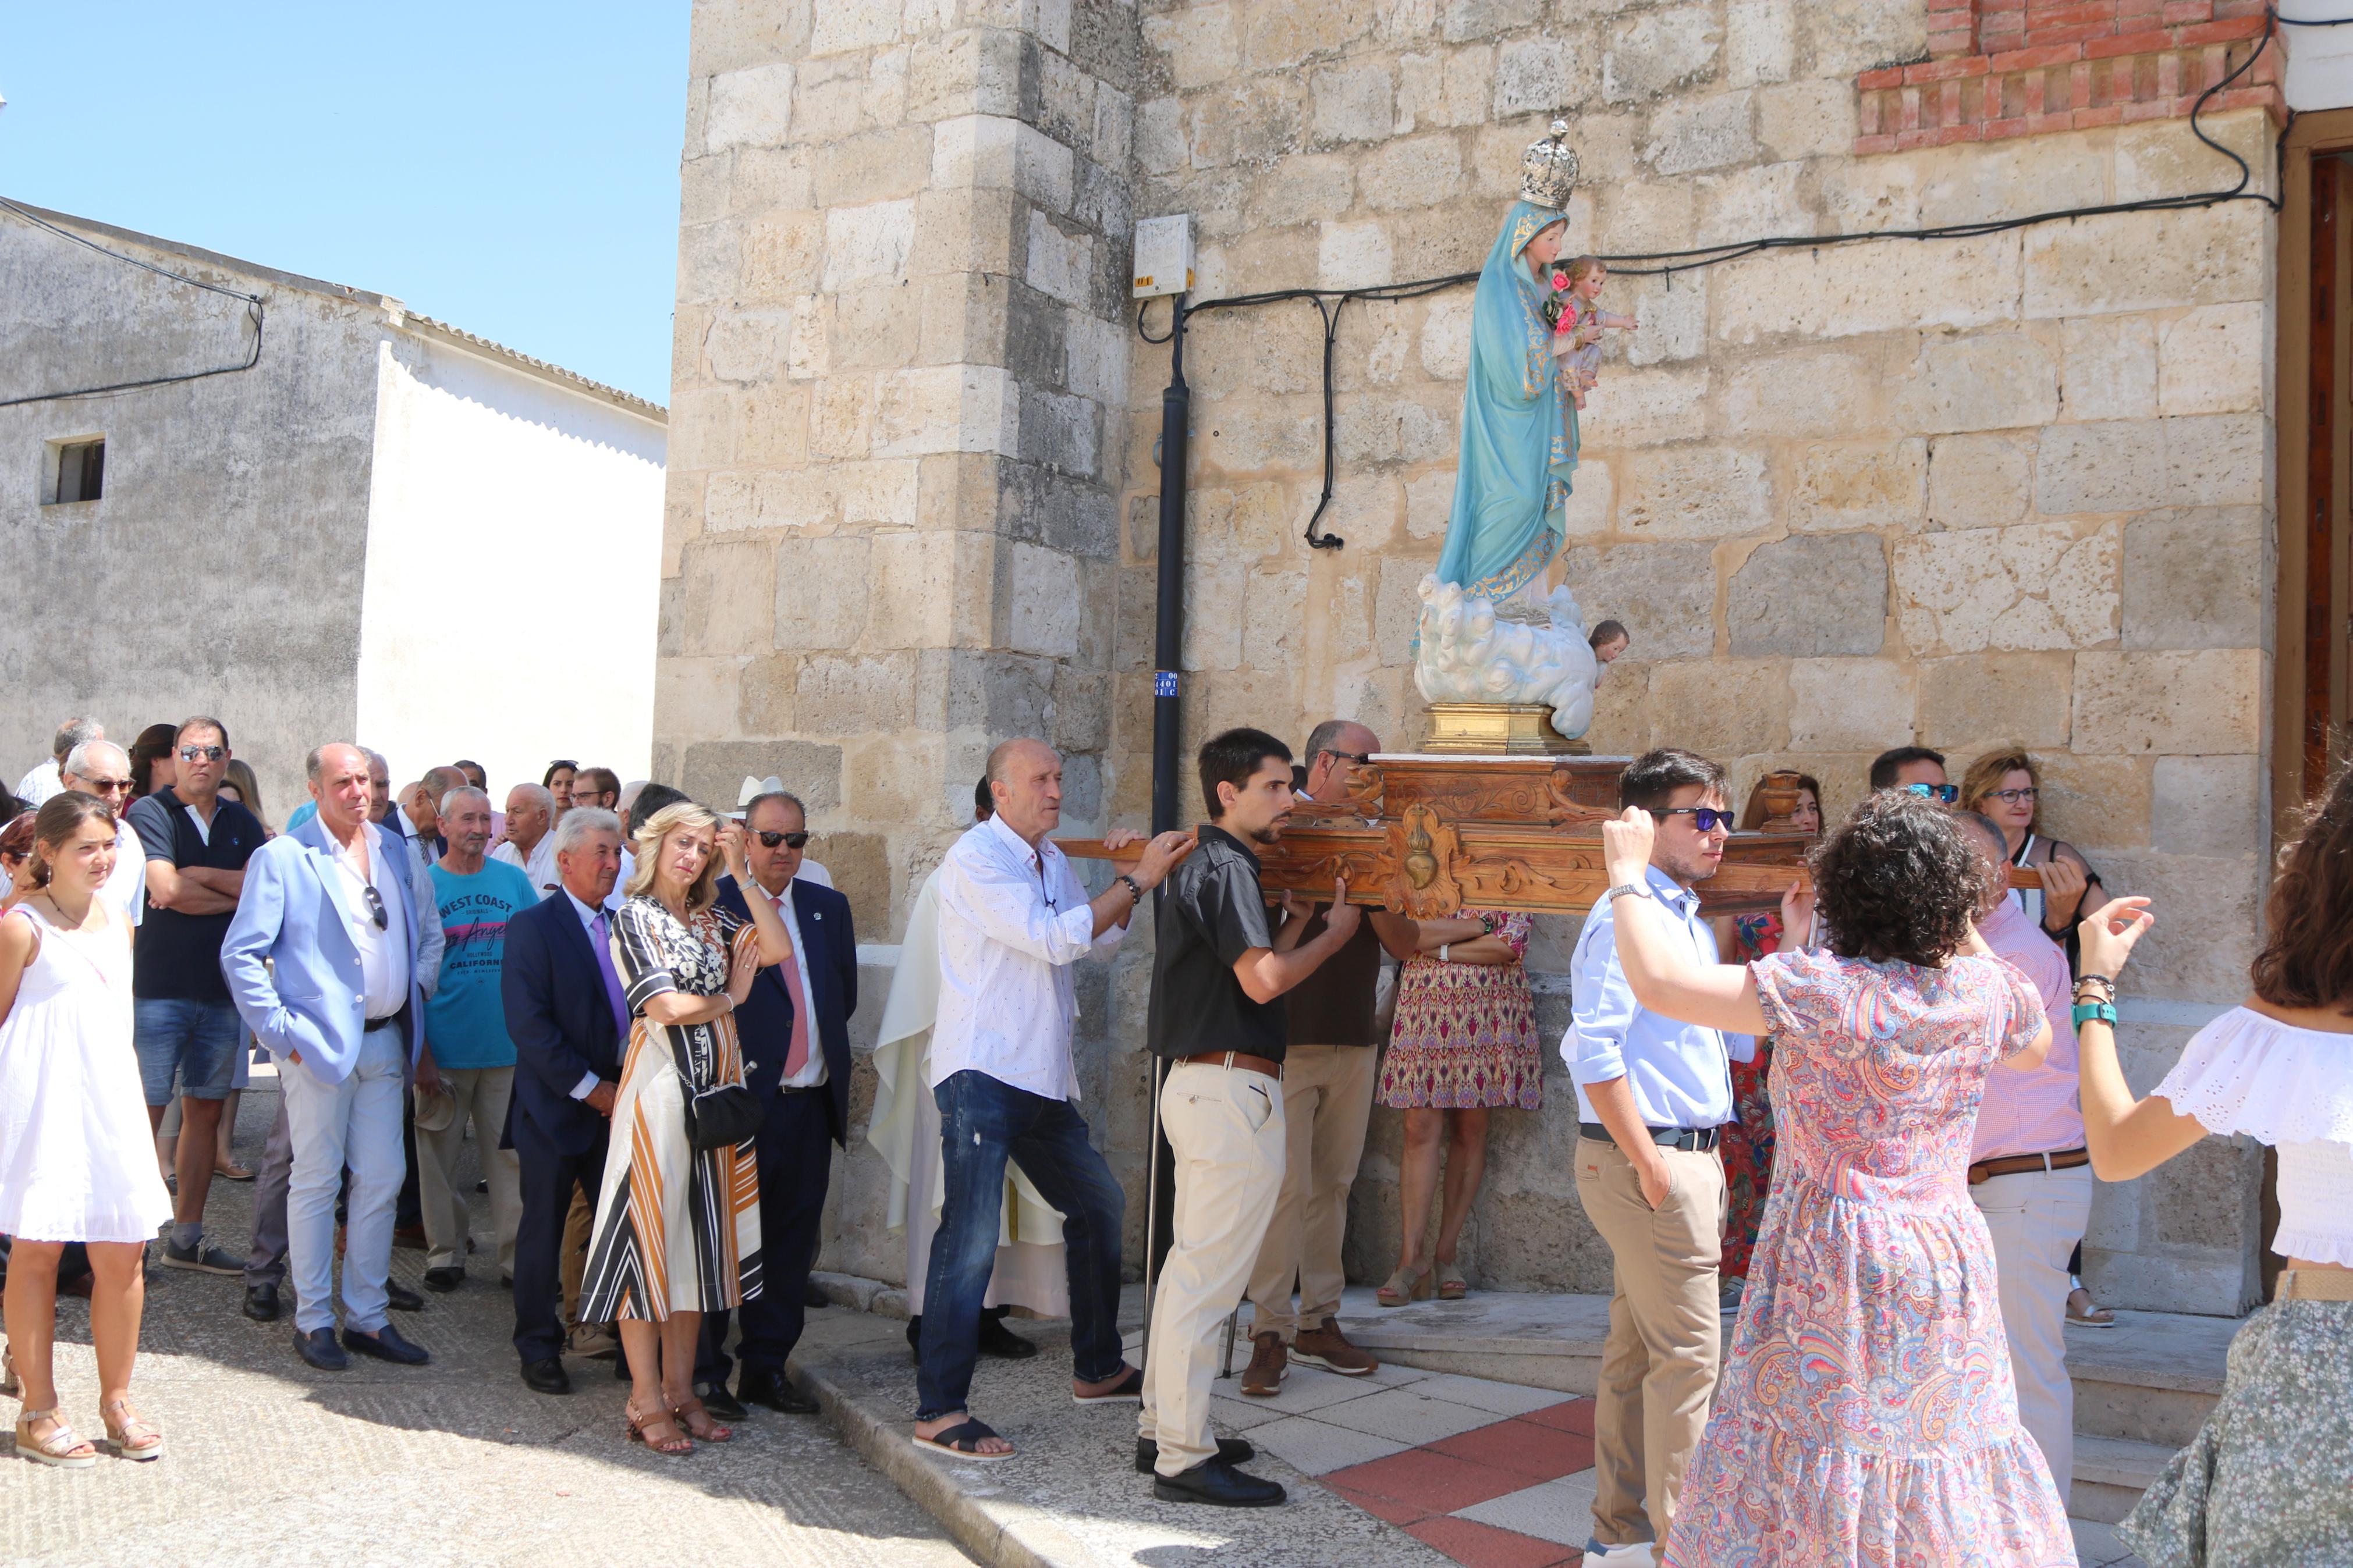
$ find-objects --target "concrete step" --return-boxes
[2071,1435,2177,1526]
[2064,1309,2232,1448]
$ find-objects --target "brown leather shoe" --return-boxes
[1239,1331,1286,1397]
[1290,1317,1378,1377]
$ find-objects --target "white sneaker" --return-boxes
[1582,1542,1655,1567]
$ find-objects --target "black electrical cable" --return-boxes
[1138,6,2299,549]
[0,197,267,408]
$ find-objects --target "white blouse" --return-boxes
[2154,1005,2353,1267]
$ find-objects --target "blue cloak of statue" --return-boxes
[1433,200,1578,602]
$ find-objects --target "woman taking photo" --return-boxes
[2074,765,2352,1565]
[1599,789,2072,1562]
[1372,906,1541,1305]
[577,799,794,1456]
[0,794,173,1467]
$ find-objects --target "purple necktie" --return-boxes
[590,911,630,1043]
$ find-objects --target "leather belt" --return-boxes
[1967,1147,2089,1186]
[1579,1121,1721,1153]
[2280,1269,2353,1302]
[1177,1050,1282,1079]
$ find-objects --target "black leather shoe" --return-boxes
[343,1323,431,1366]
[978,1311,1039,1360]
[293,1326,348,1371]
[243,1283,282,1322]
[1152,1459,1286,1507]
[1135,1435,1255,1474]
[385,1278,425,1313]
[422,1267,464,1293]
[693,1380,748,1423]
[906,1314,922,1365]
[521,1357,572,1395]
[738,1367,818,1414]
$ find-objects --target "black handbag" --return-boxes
[665,1019,764,1151]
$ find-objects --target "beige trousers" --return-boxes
[417,1066,521,1276]
[1971,1164,2092,1501]
[1574,1135,1725,1559]
[1141,1060,1286,1477]
[1247,1044,1377,1341]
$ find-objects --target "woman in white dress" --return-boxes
[0,794,173,1466]
[2071,763,2353,1566]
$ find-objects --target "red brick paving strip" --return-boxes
[1405,1516,1578,1568]
[1426,1417,1596,1483]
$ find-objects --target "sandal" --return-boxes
[1435,1261,1469,1302]
[2,1343,17,1399]
[672,1395,733,1443]
[100,1398,164,1462]
[2067,1287,2117,1328]
[1376,1263,1432,1307]
[13,1408,98,1469]
[213,1162,255,1183]
[912,1417,1015,1462]
[625,1400,693,1456]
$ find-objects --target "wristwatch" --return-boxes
[1606,883,1652,902]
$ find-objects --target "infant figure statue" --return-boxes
[1414,574,1598,743]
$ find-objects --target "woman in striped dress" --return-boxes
[580,800,794,1456]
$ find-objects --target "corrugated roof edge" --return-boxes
[6,198,668,423]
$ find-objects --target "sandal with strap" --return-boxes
[2,1343,17,1399]
[672,1395,733,1443]
[911,1417,1015,1462]
[1435,1261,1469,1302]
[14,1409,98,1469]
[100,1398,164,1462]
[1376,1263,1432,1307]
[625,1400,693,1456]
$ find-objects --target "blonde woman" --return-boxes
[577,800,794,1456]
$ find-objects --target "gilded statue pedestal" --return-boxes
[1422,701,1589,756]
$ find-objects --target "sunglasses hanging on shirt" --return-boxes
[361,882,389,930]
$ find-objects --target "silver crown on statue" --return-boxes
[1518,118,1579,210]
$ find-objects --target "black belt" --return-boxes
[776,1083,822,1096]
[1580,1121,1722,1153]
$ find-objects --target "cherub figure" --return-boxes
[1549,255,1637,410]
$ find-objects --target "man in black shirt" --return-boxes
[1140,727,1364,1507]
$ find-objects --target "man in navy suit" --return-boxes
[501,807,629,1396]
[693,789,857,1419]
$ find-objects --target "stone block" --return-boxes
[1404,468,1454,541]
[930,115,1075,212]
[689,0,807,78]
[1788,658,1916,751]
[1716,232,2019,345]
[771,535,872,650]
[1181,559,1247,671]
[1584,659,1651,755]
[1717,349,1876,438]
[1619,272,1708,367]
[1893,521,2117,657]
[1311,62,1394,144]
[821,198,917,290]
[1695,160,1811,251]
[1618,445,1771,539]
[2024,205,2267,320]
[2091,852,2264,1002]
[1921,137,2108,230]
[810,123,932,208]
[2158,302,2266,418]
[1795,0,1926,77]
[1577,365,1711,449]
[2029,750,2151,856]
[1603,6,1720,101]
[656,657,745,741]
[1246,154,1354,228]
[831,284,924,371]
[873,365,1020,458]
[2150,1133,2262,1250]
[1726,0,1794,87]
[1495,38,1579,118]
[683,739,843,814]
[1561,542,1719,662]
[2121,507,2265,653]
[1790,439,1925,532]
[2035,414,2265,514]
[872,529,988,650]
[1914,652,2075,750]
[1318,220,1394,289]
[1361,135,1463,212]
[1374,556,1429,667]
[928,647,1057,739]
[737,652,797,737]
[1419,293,1475,381]
[1025,209,1094,309]
[1007,540,1081,657]
[734,214,822,303]
[1642,91,1758,177]
[1135,95,1186,176]
[2151,755,2264,859]
[809,376,875,461]
[1600,179,1694,256]
[2059,314,2157,422]
[796,652,918,733]
[1755,77,1854,162]
[1396,45,1492,131]
[1648,659,1790,756]
[1140,5,1238,91]
[673,538,779,659]
[2116,109,2274,205]
[1560,457,1613,539]
[704,61,795,155]
[1728,533,1887,657]
[2072,649,2266,756]
[1888,332,2060,436]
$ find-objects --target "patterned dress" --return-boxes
[1665,950,2074,1567]
[1377,910,1542,1111]
[580,895,764,1322]
[1720,913,1782,1282]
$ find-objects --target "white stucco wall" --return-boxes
[2283,3,2353,110]
[357,333,666,797]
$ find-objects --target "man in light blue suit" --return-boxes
[223,742,438,1371]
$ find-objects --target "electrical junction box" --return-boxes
[1132,215,1194,299]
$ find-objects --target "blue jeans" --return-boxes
[133,997,244,1106]
[915,1071,1127,1420]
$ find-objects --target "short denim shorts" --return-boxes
[133,997,244,1106]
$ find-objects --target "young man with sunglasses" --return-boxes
[1868,744,1955,803]
[125,719,263,1275]
[1565,747,1754,1566]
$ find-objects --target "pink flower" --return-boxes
[1550,272,1569,290]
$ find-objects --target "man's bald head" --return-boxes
[306,742,373,837]
[986,738,1066,848]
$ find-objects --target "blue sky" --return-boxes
[0,4,690,404]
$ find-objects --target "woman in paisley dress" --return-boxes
[579,800,796,1456]
[1598,789,2074,1566]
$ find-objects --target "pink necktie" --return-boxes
[775,893,811,1078]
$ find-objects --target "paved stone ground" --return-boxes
[0,1079,972,1568]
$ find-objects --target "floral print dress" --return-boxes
[1665,949,2074,1567]
[1376,909,1542,1111]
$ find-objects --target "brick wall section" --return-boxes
[1859,0,2282,152]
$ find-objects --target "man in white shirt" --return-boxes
[911,738,1193,1462]
[17,716,102,809]
[59,740,145,921]
[492,783,559,897]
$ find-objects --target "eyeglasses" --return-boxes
[361,883,389,930]
[1657,807,1738,833]
[1323,750,1373,767]
[1986,787,2039,803]
[1904,783,1960,804]
[81,778,133,795]
[755,830,810,849]
[178,744,226,762]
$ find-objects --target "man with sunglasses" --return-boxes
[122,721,265,1274]
[689,789,857,1421]
[1868,745,1955,803]
[223,742,442,1372]
[1565,747,1754,1566]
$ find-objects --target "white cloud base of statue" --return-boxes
[1412,574,1598,743]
